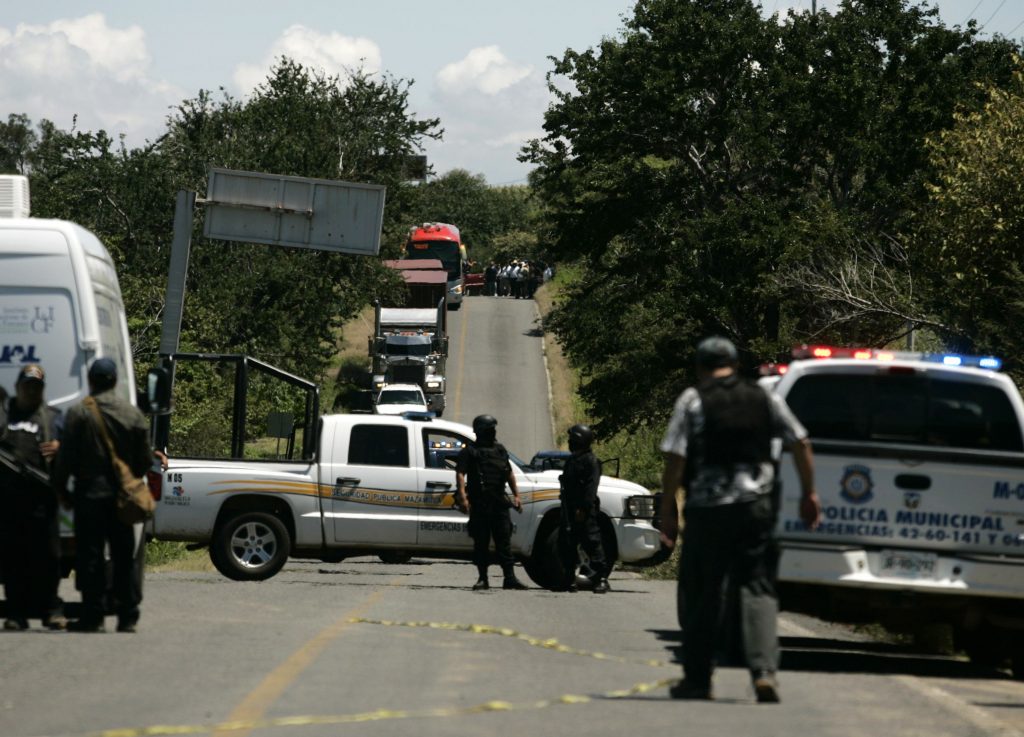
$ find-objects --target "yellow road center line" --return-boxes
[210,589,385,737]
[452,303,470,421]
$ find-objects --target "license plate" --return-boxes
[878,550,938,579]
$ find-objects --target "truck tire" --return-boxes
[378,551,412,564]
[523,524,566,589]
[210,512,290,581]
[963,630,1005,669]
[523,517,616,590]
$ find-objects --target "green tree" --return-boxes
[913,61,1024,367]
[0,113,38,174]
[524,0,1018,433]
[18,57,441,402]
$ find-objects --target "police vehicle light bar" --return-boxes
[792,345,1002,370]
[758,363,789,377]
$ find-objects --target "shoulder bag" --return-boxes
[83,397,155,525]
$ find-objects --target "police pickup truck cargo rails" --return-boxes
[767,346,1024,677]
[148,373,664,587]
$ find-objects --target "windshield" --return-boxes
[786,373,1024,451]
[385,340,432,357]
[377,390,424,405]
[406,240,462,280]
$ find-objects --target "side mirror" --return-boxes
[146,367,172,415]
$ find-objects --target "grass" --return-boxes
[146,540,212,572]
[533,280,580,449]
[328,304,376,413]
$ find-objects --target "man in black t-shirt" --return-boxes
[454,415,527,590]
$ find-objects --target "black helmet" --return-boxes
[472,415,498,434]
[695,336,738,370]
[568,423,593,453]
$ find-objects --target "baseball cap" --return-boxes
[16,364,45,384]
[88,357,118,382]
[695,336,739,369]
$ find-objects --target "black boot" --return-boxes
[472,577,489,590]
[592,578,610,594]
[501,564,527,590]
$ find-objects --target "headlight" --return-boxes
[624,495,656,519]
[374,382,385,390]
[450,284,463,295]
[426,381,441,389]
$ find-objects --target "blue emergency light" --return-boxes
[793,345,1003,371]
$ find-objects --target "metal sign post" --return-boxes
[153,168,386,450]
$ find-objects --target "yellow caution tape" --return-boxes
[347,617,674,668]
[92,619,678,737]
[94,679,677,737]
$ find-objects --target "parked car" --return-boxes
[527,450,572,472]
[373,383,428,415]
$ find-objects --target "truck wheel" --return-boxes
[963,631,1005,669]
[379,551,412,564]
[523,518,617,590]
[210,512,290,581]
[523,525,567,589]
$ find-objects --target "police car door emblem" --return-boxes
[904,491,921,509]
[840,465,874,504]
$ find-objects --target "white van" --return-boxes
[0,217,135,409]
[0,179,138,572]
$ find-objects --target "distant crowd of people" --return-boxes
[482,260,553,299]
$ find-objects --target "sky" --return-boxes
[1,1,1022,186]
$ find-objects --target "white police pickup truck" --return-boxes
[768,346,1024,676]
[151,411,662,588]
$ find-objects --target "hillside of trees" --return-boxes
[524,0,1024,435]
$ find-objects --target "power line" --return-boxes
[980,0,1008,31]
[961,0,986,28]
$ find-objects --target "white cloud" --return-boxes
[437,46,532,96]
[422,47,544,183]
[0,14,179,145]
[234,25,382,93]
[47,14,149,81]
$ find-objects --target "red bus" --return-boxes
[405,222,466,310]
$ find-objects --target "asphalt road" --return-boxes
[3,294,1024,737]
[443,294,554,459]
[3,561,1023,737]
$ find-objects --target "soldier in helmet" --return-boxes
[557,424,609,593]
[454,415,527,590]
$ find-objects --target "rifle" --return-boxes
[0,445,51,489]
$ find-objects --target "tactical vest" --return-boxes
[470,443,509,502]
[692,375,772,470]
[0,398,54,469]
